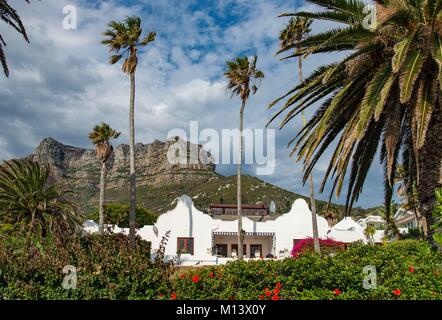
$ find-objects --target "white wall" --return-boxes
[273,199,329,254]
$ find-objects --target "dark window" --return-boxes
[250,244,263,258]
[177,237,194,255]
[215,244,228,257]
[231,244,247,257]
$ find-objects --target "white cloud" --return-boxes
[0,0,385,207]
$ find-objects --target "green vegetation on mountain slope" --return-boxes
[79,175,377,220]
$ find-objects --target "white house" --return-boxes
[357,215,386,227]
[140,195,330,265]
[83,195,386,266]
[328,217,367,243]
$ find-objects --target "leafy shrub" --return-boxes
[90,204,158,228]
[170,241,442,300]
[0,159,83,242]
[1,238,441,300]
[0,234,171,300]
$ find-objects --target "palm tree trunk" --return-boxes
[129,71,137,247]
[417,102,442,250]
[98,161,106,234]
[298,51,321,254]
[308,173,321,253]
[237,99,246,260]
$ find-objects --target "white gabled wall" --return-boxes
[273,199,330,254]
[145,195,216,259]
[140,195,330,259]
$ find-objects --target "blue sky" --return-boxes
[0,0,388,208]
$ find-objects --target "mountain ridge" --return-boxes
[19,138,377,218]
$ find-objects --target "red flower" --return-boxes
[273,289,280,295]
[229,296,236,300]
[159,294,163,299]
[276,282,282,289]
[171,293,177,300]
[259,295,265,300]
[179,274,185,280]
[409,266,415,273]
[272,295,280,301]
[393,289,401,296]
[192,275,200,284]
[265,290,272,297]
[333,289,341,296]
[209,272,215,278]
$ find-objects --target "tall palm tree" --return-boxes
[88,123,121,234]
[225,55,264,260]
[268,0,442,248]
[102,17,156,247]
[0,0,32,77]
[0,159,82,242]
[279,17,321,254]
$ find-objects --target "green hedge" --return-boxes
[170,241,442,300]
[1,239,441,300]
[0,234,171,300]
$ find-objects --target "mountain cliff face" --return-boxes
[30,137,218,190]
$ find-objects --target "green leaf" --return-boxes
[109,55,122,64]
[356,65,394,138]
[414,78,435,149]
[392,38,412,73]
[399,49,424,103]
[140,32,156,46]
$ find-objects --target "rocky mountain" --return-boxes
[24,138,375,217]
[30,137,218,190]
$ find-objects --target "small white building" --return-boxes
[357,215,386,227]
[83,195,385,266]
[328,217,367,243]
[140,195,330,265]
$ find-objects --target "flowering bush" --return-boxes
[1,238,441,300]
[0,234,172,300]
[291,238,346,258]
[170,240,442,300]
